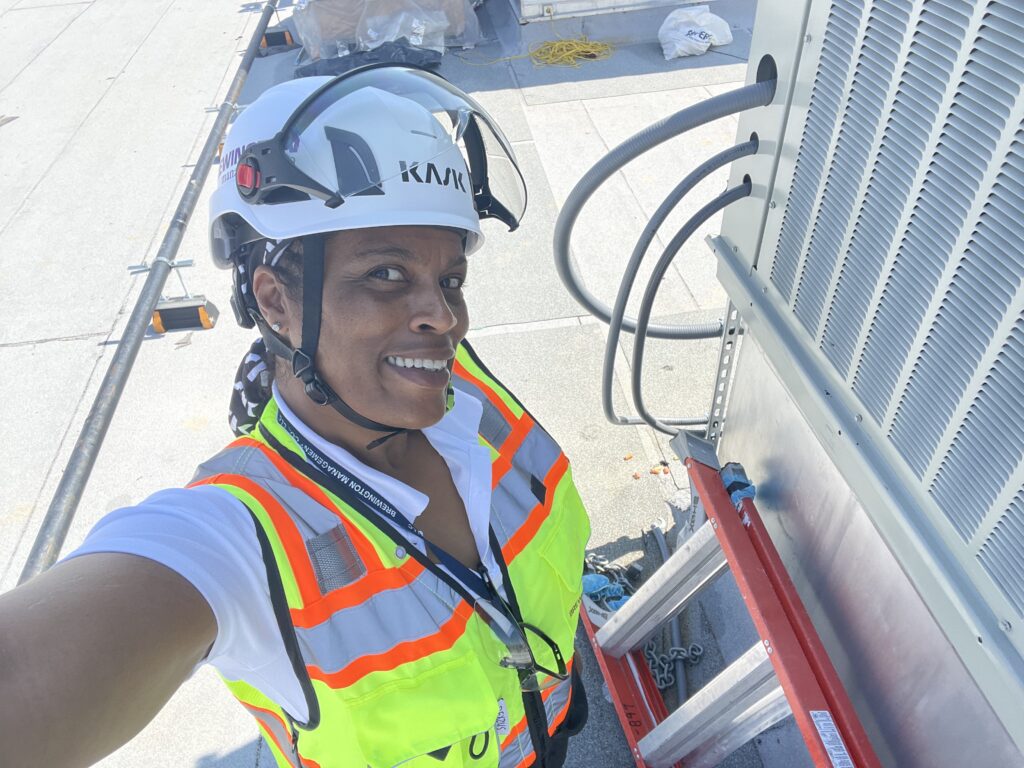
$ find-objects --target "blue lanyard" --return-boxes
[271,408,495,604]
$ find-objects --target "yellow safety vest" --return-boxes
[190,341,591,768]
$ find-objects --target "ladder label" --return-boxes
[810,710,855,768]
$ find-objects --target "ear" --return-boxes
[251,265,299,344]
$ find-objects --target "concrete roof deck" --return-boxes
[0,0,807,765]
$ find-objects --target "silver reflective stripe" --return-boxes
[491,472,541,546]
[512,429,560,484]
[478,397,513,448]
[491,430,565,550]
[295,569,463,673]
[240,703,301,768]
[498,724,534,768]
[192,442,262,483]
[306,525,366,592]
[543,676,573,728]
[193,444,343,537]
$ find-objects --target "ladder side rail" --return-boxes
[738,497,881,768]
[686,457,839,767]
[581,608,670,768]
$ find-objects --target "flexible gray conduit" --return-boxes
[602,139,759,427]
[632,181,753,434]
[552,79,775,338]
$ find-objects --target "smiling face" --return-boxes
[253,225,470,441]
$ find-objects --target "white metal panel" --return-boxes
[718,337,1023,766]
[715,0,1024,753]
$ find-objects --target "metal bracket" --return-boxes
[669,431,721,471]
[706,299,744,445]
[128,259,196,302]
[127,258,194,275]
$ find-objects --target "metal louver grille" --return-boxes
[931,317,1024,540]
[764,1,1024,625]
[979,492,1024,617]
[792,1,912,338]
[770,3,865,301]
[824,1,972,384]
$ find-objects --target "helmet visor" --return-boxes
[252,66,526,229]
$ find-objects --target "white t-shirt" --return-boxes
[65,386,497,722]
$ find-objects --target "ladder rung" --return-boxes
[596,520,727,656]
[640,642,789,768]
[684,684,790,768]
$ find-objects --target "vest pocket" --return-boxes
[345,653,500,768]
[306,525,368,593]
[531,479,591,671]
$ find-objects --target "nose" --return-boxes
[408,280,459,334]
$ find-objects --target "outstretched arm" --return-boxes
[0,553,217,767]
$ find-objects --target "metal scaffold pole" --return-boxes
[18,0,280,585]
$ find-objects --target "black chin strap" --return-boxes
[258,234,406,450]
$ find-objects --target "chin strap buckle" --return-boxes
[291,348,314,379]
[291,348,330,405]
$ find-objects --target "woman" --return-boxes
[0,66,590,767]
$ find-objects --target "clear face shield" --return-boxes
[233,65,527,231]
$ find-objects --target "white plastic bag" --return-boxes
[658,5,733,60]
[359,6,450,52]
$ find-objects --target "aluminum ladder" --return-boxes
[581,433,881,768]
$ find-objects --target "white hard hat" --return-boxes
[209,65,527,268]
[210,66,527,441]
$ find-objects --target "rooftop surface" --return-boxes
[0,0,799,765]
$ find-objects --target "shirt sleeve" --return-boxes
[62,484,309,720]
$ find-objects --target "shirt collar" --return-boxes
[269,383,483,522]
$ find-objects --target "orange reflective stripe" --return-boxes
[455,357,532,490]
[191,473,321,608]
[502,454,569,563]
[234,437,384,571]
[307,602,474,689]
[290,556,425,629]
[241,702,322,768]
[501,713,530,751]
[241,702,294,764]
[501,679,561,752]
[491,415,533,490]
[546,690,573,736]
[454,359,517,425]
[501,670,574,766]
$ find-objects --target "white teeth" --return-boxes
[386,356,449,371]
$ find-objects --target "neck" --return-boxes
[275,375,416,472]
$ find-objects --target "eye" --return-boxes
[440,275,465,290]
[369,266,404,282]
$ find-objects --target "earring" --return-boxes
[271,322,282,332]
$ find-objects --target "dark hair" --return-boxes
[244,237,305,380]
[269,238,304,302]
